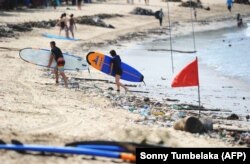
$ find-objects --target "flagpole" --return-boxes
[197,57,201,118]
[167,0,174,74]
[198,84,201,118]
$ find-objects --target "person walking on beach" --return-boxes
[237,13,243,28]
[109,50,128,93]
[227,0,233,12]
[48,41,68,88]
[69,14,77,38]
[155,9,164,27]
[57,13,69,38]
[77,0,82,10]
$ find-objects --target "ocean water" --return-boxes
[120,23,250,85]
[115,24,250,114]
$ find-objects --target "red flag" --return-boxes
[171,57,199,87]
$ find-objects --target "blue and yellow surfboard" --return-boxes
[86,52,144,82]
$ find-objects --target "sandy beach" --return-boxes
[0,0,250,163]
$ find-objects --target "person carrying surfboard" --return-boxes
[48,41,68,88]
[109,50,128,93]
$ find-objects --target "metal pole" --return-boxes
[167,0,174,74]
[196,56,201,118]
[189,0,197,52]
[198,84,201,118]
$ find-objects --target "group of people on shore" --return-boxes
[57,13,77,38]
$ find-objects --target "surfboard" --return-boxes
[86,52,144,82]
[42,33,80,41]
[19,48,88,71]
[0,144,135,161]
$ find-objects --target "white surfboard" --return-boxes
[19,48,88,71]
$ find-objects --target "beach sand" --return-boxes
[0,0,250,163]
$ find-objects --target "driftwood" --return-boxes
[129,90,150,93]
[147,49,197,54]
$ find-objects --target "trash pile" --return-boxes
[42,73,250,147]
[130,7,155,16]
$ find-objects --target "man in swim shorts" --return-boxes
[48,41,68,87]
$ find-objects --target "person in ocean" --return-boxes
[57,13,69,38]
[227,0,233,12]
[48,41,68,88]
[109,50,128,93]
[69,14,77,38]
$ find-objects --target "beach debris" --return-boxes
[173,116,203,133]
[144,97,150,103]
[140,105,150,117]
[0,14,121,38]
[200,117,213,131]
[246,115,249,121]
[243,97,246,100]
[227,114,239,120]
[240,132,250,146]
[234,0,250,5]
[108,87,114,91]
[180,0,203,8]
[77,16,115,29]
[0,25,15,38]
[130,7,155,16]
[164,98,179,102]
[162,0,181,2]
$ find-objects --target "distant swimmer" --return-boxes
[57,13,69,38]
[48,41,68,88]
[109,50,128,93]
[227,0,233,12]
[69,14,77,38]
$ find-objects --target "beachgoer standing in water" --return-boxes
[69,14,77,38]
[48,41,68,88]
[109,50,128,93]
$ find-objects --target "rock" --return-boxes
[243,97,246,100]
[174,116,203,133]
[227,114,239,120]
[200,118,213,131]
